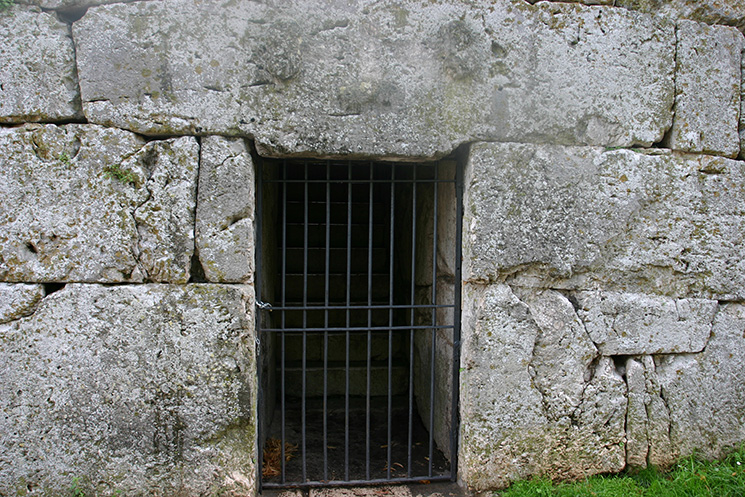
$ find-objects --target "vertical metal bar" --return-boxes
[345,161,352,481]
[324,160,330,481]
[301,161,308,482]
[366,162,373,481]
[281,161,287,483]
[407,164,417,477]
[255,157,264,489]
[450,158,464,480]
[429,163,439,477]
[387,165,395,480]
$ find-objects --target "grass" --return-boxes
[102,164,139,185]
[496,446,745,497]
[0,0,12,11]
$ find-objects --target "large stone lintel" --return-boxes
[73,0,674,157]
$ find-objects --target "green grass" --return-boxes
[496,447,745,497]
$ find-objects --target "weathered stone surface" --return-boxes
[573,291,717,354]
[625,356,675,469]
[0,125,198,283]
[464,143,745,300]
[614,0,745,32]
[517,289,598,421]
[664,20,743,158]
[73,0,674,157]
[654,302,745,460]
[196,136,255,283]
[0,283,256,496]
[459,283,625,491]
[741,52,745,159]
[0,283,44,323]
[0,6,81,122]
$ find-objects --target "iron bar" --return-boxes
[301,162,308,482]
[386,165,395,480]
[261,324,455,333]
[281,161,288,483]
[407,164,417,478]
[344,161,352,482]
[429,165,439,477]
[261,474,454,490]
[366,162,373,480]
[323,160,330,481]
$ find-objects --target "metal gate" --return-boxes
[256,158,462,488]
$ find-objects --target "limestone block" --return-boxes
[654,302,745,460]
[196,136,254,283]
[0,283,256,496]
[0,6,81,122]
[73,0,674,157]
[459,283,625,490]
[625,356,674,469]
[0,125,198,283]
[573,291,718,354]
[613,0,745,32]
[0,283,44,323]
[517,289,598,421]
[464,143,745,300]
[665,20,743,157]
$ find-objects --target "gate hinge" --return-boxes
[256,300,272,311]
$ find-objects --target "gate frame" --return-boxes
[255,157,464,489]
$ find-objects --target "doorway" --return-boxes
[256,157,462,488]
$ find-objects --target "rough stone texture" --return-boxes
[459,283,626,491]
[73,0,674,157]
[654,302,745,461]
[517,289,598,421]
[613,0,745,32]
[196,136,255,283]
[741,52,745,159]
[464,143,745,300]
[0,6,82,122]
[0,125,198,283]
[625,356,675,469]
[0,283,256,496]
[664,20,743,158]
[572,291,718,354]
[0,283,44,324]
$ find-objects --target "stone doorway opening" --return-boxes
[256,157,463,488]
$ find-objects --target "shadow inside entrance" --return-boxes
[263,396,449,485]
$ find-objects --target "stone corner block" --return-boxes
[196,136,255,283]
[0,6,82,122]
[459,283,625,491]
[0,125,198,283]
[0,283,256,496]
[665,20,743,158]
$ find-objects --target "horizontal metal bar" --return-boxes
[265,304,456,311]
[261,324,455,333]
[261,474,454,489]
[263,178,456,184]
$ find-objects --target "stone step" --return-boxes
[281,331,408,363]
[279,362,409,398]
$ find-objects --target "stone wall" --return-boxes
[1,0,744,495]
